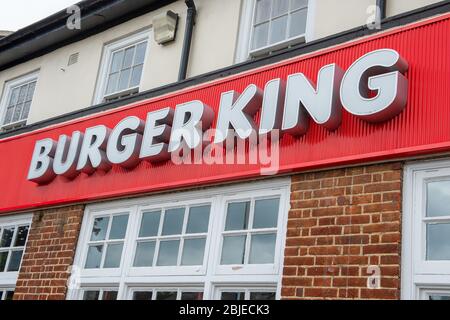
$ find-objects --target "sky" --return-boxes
[0,0,80,31]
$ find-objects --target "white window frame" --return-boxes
[68,178,290,300]
[235,0,316,63]
[0,71,39,130]
[127,286,205,300]
[93,29,151,104]
[0,288,15,301]
[402,159,450,300]
[214,285,277,300]
[0,214,32,290]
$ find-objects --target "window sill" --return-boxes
[249,34,306,59]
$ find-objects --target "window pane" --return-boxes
[255,0,271,23]
[427,181,450,217]
[427,223,450,260]
[272,0,289,16]
[83,291,100,300]
[0,251,8,272]
[253,198,280,229]
[129,65,143,88]
[249,233,276,264]
[26,82,36,101]
[252,22,269,50]
[181,292,204,300]
[111,50,124,73]
[162,208,185,236]
[291,0,308,10]
[21,101,31,121]
[139,211,161,237]
[103,243,124,268]
[134,42,147,65]
[109,214,129,240]
[289,8,307,37]
[225,202,250,231]
[8,88,19,107]
[270,15,288,44]
[4,291,14,301]
[429,295,450,300]
[4,107,14,124]
[117,68,132,91]
[134,241,156,267]
[186,205,211,234]
[181,238,206,266]
[221,292,245,300]
[221,235,246,265]
[7,250,23,271]
[14,226,29,247]
[123,47,135,69]
[90,217,109,241]
[0,227,15,247]
[157,240,180,266]
[156,291,177,300]
[102,291,118,300]
[106,72,119,94]
[85,245,103,269]
[12,102,23,122]
[17,85,27,104]
[250,292,276,300]
[133,291,153,300]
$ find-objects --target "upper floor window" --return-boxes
[0,72,38,130]
[236,0,311,61]
[94,30,150,104]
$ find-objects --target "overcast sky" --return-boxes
[0,0,80,31]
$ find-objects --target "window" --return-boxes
[403,160,450,299]
[217,288,276,300]
[69,179,289,300]
[235,0,313,61]
[0,214,32,297]
[0,72,38,130]
[94,30,150,104]
[82,289,118,301]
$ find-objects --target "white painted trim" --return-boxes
[93,28,152,105]
[0,71,39,128]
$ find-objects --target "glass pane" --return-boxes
[26,82,36,101]
[133,241,156,267]
[102,291,118,300]
[17,85,27,104]
[0,251,8,272]
[181,292,204,300]
[105,72,119,94]
[255,0,271,23]
[221,292,245,300]
[85,245,103,269]
[157,240,180,266]
[12,102,23,122]
[109,214,129,239]
[0,227,15,247]
[156,291,177,300]
[162,208,185,236]
[14,226,29,247]
[8,88,19,107]
[186,205,211,234]
[270,15,288,44]
[292,0,308,10]
[103,243,124,268]
[4,291,14,301]
[429,295,450,300]
[111,50,124,73]
[129,65,143,88]
[289,8,307,37]
[253,198,280,229]
[139,211,161,238]
[250,292,276,300]
[252,22,269,50]
[249,233,277,264]
[21,101,31,121]
[221,235,246,265]
[181,238,206,266]
[7,250,23,271]
[123,47,135,69]
[4,107,14,124]
[134,42,147,65]
[427,223,450,260]
[225,202,250,231]
[427,181,450,217]
[83,291,100,300]
[272,0,289,16]
[90,217,109,241]
[133,291,153,300]
[117,68,132,91]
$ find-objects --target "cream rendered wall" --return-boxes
[386,0,443,16]
[0,0,242,124]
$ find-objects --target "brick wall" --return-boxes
[14,205,84,300]
[282,162,403,300]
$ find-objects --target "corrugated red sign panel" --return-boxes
[1,14,450,213]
